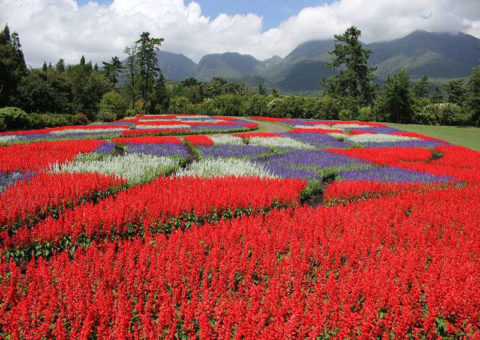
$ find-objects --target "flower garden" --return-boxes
[1,114,480,338]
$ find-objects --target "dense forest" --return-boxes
[1,24,480,131]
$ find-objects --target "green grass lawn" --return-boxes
[387,123,480,151]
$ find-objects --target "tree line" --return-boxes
[1,24,479,130]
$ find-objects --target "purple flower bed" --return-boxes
[93,142,116,154]
[261,149,366,168]
[198,145,270,158]
[12,131,122,141]
[0,171,35,192]
[351,127,403,134]
[126,143,188,157]
[338,166,453,183]
[285,132,353,149]
[190,124,240,131]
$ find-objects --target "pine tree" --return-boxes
[324,26,377,105]
[135,32,164,110]
[0,24,27,106]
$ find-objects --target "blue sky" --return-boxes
[76,0,332,30]
[188,0,331,30]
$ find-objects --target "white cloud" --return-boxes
[1,0,479,67]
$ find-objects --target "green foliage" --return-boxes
[99,91,128,120]
[96,110,117,122]
[324,26,377,105]
[468,66,480,126]
[135,32,164,110]
[102,56,123,87]
[300,180,324,201]
[25,113,73,129]
[0,25,27,107]
[413,75,430,98]
[0,106,27,129]
[17,69,73,113]
[72,113,88,125]
[444,80,467,106]
[375,69,414,123]
[431,86,444,103]
[67,56,111,120]
[168,96,192,114]
[415,103,467,126]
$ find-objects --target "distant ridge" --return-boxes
[155,30,480,93]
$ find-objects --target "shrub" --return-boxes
[71,113,88,125]
[0,107,28,130]
[99,91,128,120]
[97,110,117,122]
[26,114,74,129]
[168,96,191,114]
[415,103,467,126]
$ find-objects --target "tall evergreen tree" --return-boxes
[375,69,413,123]
[0,24,27,106]
[413,75,430,98]
[468,67,480,126]
[444,80,467,106]
[56,59,65,72]
[431,87,444,103]
[123,44,138,109]
[324,26,377,105]
[135,32,164,110]
[102,56,123,88]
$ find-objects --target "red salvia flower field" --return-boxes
[0,114,479,338]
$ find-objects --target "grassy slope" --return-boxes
[387,123,480,151]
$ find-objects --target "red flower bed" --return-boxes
[0,140,104,172]
[9,176,306,248]
[0,172,125,235]
[349,129,375,135]
[112,136,183,144]
[2,185,479,338]
[323,179,446,204]
[184,135,214,145]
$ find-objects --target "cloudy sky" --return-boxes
[2,0,480,67]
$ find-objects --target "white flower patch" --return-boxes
[210,135,245,145]
[328,133,348,140]
[52,153,180,185]
[177,158,276,178]
[346,133,419,144]
[134,124,190,130]
[0,135,21,144]
[249,137,315,150]
[50,128,126,135]
[331,124,372,129]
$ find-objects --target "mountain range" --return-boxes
[156,30,480,93]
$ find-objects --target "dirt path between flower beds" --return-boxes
[242,118,292,134]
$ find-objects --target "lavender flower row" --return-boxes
[285,132,353,149]
[338,166,453,183]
